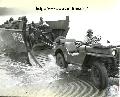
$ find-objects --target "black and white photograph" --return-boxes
[0,0,120,97]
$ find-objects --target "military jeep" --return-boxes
[54,37,119,90]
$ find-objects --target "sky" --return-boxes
[0,0,120,44]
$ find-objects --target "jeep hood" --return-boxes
[86,44,112,55]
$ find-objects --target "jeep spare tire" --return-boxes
[56,53,68,68]
[91,61,108,90]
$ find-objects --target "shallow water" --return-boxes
[0,49,119,97]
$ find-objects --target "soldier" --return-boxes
[39,17,44,26]
[28,21,37,47]
[30,21,36,32]
[9,17,14,23]
[39,17,49,27]
[84,29,102,46]
[37,17,49,41]
[84,29,94,44]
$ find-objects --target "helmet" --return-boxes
[9,17,14,21]
[40,17,43,20]
[32,21,34,24]
[87,29,93,34]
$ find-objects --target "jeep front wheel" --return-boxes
[91,61,108,90]
[56,53,68,68]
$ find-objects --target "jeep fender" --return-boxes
[82,53,118,77]
[83,53,114,68]
[55,49,67,62]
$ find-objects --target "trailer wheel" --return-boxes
[91,61,108,90]
[56,53,68,68]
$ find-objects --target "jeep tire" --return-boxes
[56,53,68,68]
[91,61,108,90]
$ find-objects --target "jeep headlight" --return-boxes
[112,50,116,56]
[53,44,56,49]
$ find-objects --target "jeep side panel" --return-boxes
[68,45,86,65]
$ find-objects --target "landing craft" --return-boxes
[0,16,69,67]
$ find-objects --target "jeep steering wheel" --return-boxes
[75,41,83,48]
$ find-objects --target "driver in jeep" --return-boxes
[84,29,94,44]
[84,29,101,45]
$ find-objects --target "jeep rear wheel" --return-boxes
[56,53,68,68]
[91,61,108,90]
